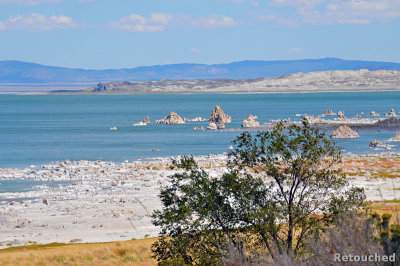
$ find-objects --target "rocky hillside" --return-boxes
[87,69,400,93]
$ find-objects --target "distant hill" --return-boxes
[84,69,400,94]
[1,58,400,85]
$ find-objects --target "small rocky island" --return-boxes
[207,105,232,129]
[389,132,400,142]
[324,109,336,115]
[133,116,151,126]
[241,114,260,128]
[369,140,387,148]
[156,112,185,124]
[330,125,360,139]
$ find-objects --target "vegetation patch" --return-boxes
[151,120,366,265]
[0,239,157,265]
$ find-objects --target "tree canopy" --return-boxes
[151,119,365,265]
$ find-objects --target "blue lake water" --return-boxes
[0,179,71,194]
[0,92,400,168]
[0,179,72,204]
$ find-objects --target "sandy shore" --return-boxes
[1,152,400,248]
[0,155,227,247]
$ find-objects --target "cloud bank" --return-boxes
[265,0,400,25]
[110,13,236,32]
[0,13,77,31]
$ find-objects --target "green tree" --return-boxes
[151,119,365,264]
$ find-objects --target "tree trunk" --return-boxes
[287,206,293,252]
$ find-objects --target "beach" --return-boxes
[1,152,400,247]
[0,154,227,247]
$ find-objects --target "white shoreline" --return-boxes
[1,152,400,248]
[0,154,228,247]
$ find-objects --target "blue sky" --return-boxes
[0,0,399,69]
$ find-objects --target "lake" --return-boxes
[1,92,400,168]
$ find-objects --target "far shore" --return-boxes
[1,87,400,95]
[1,69,399,95]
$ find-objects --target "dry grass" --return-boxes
[1,202,398,266]
[0,238,157,266]
[367,201,400,215]
[366,200,400,226]
[338,155,400,179]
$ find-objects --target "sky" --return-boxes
[0,0,399,69]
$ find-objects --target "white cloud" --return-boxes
[194,15,236,27]
[0,13,77,31]
[337,18,371,24]
[110,13,172,32]
[324,0,400,24]
[265,0,400,25]
[1,0,60,4]
[256,12,300,27]
[190,48,200,53]
[150,13,174,25]
[110,13,236,32]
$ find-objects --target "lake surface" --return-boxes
[0,179,71,194]
[1,92,400,168]
[0,179,73,204]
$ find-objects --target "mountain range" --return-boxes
[1,58,400,85]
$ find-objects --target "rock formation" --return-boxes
[207,122,218,130]
[324,109,336,115]
[337,111,346,119]
[133,122,147,126]
[185,117,206,122]
[369,140,386,148]
[155,112,185,124]
[133,116,151,126]
[208,105,232,124]
[374,117,400,127]
[370,111,380,116]
[241,114,260,128]
[143,116,150,124]
[389,132,400,142]
[330,125,359,139]
[217,122,226,129]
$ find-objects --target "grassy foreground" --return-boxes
[0,238,157,266]
[1,202,400,266]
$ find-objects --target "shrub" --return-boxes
[152,119,366,264]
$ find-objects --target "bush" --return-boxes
[151,119,366,264]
